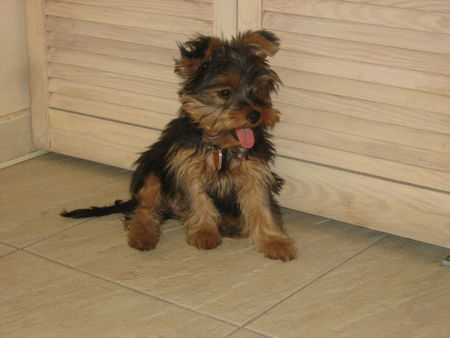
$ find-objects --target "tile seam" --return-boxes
[241,234,388,330]
[20,249,242,330]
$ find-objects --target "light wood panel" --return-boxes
[277,103,450,155]
[50,94,172,131]
[264,0,450,34]
[274,67,450,116]
[274,30,450,76]
[48,78,179,114]
[47,48,178,84]
[274,138,450,193]
[47,32,177,66]
[214,0,237,37]
[237,0,262,31]
[274,87,450,135]
[276,156,450,249]
[48,63,178,101]
[49,109,160,169]
[273,49,450,96]
[343,0,450,13]
[46,17,189,50]
[274,122,450,172]
[46,1,212,35]
[54,0,213,20]
[264,12,450,54]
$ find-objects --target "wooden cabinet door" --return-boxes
[239,0,450,248]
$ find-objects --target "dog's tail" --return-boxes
[60,199,138,218]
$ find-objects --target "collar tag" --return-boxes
[213,149,223,170]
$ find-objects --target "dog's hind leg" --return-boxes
[127,174,163,251]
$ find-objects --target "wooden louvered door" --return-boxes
[238,0,450,248]
[26,0,450,248]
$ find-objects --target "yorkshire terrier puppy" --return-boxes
[62,30,297,261]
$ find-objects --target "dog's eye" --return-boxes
[197,62,210,73]
[218,89,232,99]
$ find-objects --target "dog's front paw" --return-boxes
[187,228,222,250]
[261,237,297,262]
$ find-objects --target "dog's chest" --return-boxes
[203,148,248,198]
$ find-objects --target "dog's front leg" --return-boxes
[238,166,297,261]
[182,178,222,250]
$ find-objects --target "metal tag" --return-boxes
[213,149,223,170]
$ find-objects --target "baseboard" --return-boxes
[0,150,49,170]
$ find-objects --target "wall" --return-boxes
[0,0,33,163]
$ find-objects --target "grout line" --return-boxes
[20,249,242,329]
[0,241,20,258]
[21,217,94,250]
[0,249,20,259]
[240,234,387,330]
[226,326,274,338]
[0,240,19,250]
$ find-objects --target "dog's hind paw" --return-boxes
[128,231,160,251]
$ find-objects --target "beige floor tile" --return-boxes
[0,153,130,247]
[0,243,16,256]
[28,209,383,325]
[247,236,450,338]
[0,251,236,337]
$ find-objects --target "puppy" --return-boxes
[62,30,297,261]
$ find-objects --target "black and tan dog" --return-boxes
[62,30,297,261]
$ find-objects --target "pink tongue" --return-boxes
[236,128,255,148]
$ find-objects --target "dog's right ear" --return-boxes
[174,36,221,79]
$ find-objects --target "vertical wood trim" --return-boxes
[213,0,237,38]
[238,0,262,31]
[25,0,50,149]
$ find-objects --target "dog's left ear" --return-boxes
[237,30,280,58]
[174,35,221,79]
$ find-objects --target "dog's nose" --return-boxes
[246,110,261,124]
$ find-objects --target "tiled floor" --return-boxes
[1,153,449,337]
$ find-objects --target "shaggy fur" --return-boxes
[62,30,297,261]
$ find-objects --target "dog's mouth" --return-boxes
[235,128,255,148]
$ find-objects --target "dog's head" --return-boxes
[174,30,281,149]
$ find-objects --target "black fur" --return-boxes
[60,199,137,218]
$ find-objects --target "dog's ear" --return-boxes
[237,30,280,58]
[174,36,221,79]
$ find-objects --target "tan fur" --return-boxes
[235,159,297,261]
[175,37,221,78]
[165,145,296,260]
[239,32,280,58]
[168,148,222,249]
[128,175,163,250]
